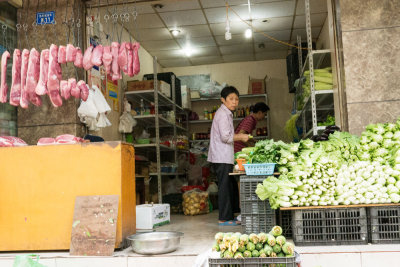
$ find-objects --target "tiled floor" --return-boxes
[1,211,399,267]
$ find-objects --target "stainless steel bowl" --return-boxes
[126,231,184,255]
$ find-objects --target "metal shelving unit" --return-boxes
[125,56,188,203]
[294,0,335,139]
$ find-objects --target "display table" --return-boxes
[0,141,136,251]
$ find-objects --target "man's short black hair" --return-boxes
[253,102,270,113]
[221,86,239,99]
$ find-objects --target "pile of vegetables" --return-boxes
[297,67,333,110]
[213,226,294,260]
[317,114,335,127]
[252,118,400,208]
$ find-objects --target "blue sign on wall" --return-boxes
[36,11,55,25]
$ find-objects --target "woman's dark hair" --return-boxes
[253,102,270,113]
[221,86,239,99]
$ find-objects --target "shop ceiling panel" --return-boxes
[200,0,248,8]
[296,0,328,15]
[159,58,192,67]
[190,55,223,65]
[175,25,212,38]
[176,36,216,48]
[159,10,207,27]
[253,30,291,43]
[220,44,254,55]
[136,14,165,28]
[215,34,252,46]
[293,13,327,29]
[209,21,249,35]
[254,41,291,53]
[191,46,221,57]
[251,17,293,32]
[155,0,201,12]
[291,27,322,40]
[255,50,288,60]
[133,4,155,14]
[250,1,296,19]
[223,53,255,63]
[141,40,181,51]
[151,50,186,60]
[133,28,173,41]
[204,6,250,24]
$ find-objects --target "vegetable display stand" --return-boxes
[369,206,400,244]
[292,207,368,246]
[240,176,276,234]
[209,257,296,267]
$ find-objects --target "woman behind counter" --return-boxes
[208,86,249,226]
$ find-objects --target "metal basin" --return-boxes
[126,231,184,255]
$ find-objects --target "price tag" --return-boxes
[36,11,55,25]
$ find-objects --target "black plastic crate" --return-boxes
[209,257,296,267]
[369,206,400,244]
[240,176,275,234]
[292,208,368,246]
[279,210,293,239]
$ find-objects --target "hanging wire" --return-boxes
[111,0,118,42]
[64,0,71,43]
[96,0,101,24]
[76,0,81,49]
[2,24,7,51]
[22,0,31,49]
[225,2,308,50]
[32,0,40,49]
[42,0,49,47]
[16,12,22,50]
[132,0,139,42]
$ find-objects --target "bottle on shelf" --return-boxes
[150,102,155,115]
[140,99,145,115]
[246,105,250,116]
[212,106,217,119]
[250,104,254,114]
[204,108,208,120]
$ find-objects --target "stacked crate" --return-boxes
[292,207,368,246]
[240,175,276,234]
[369,206,400,244]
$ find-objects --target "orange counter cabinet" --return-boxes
[0,141,136,251]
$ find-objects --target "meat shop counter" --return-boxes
[0,141,136,251]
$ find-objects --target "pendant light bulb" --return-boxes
[245,28,252,39]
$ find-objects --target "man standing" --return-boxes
[234,102,270,153]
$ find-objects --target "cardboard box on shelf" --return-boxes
[127,80,171,98]
[248,75,268,94]
[136,204,170,229]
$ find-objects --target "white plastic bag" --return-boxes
[92,85,112,128]
[77,88,99,131]
[118,112,135,133]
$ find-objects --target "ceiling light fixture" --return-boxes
[245,0,253,39]
[182,44,194,57]
[225,3,232,41]
[153,4,164,9]
[245,28,252,39]
[170,29,180,36]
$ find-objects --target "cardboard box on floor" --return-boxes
[248,75,269,94]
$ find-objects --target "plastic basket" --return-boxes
[369,206,400,244]
[240,176,276,234]
[209,256,296,267]
[243,163,276,176]
[292,207,368,246]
